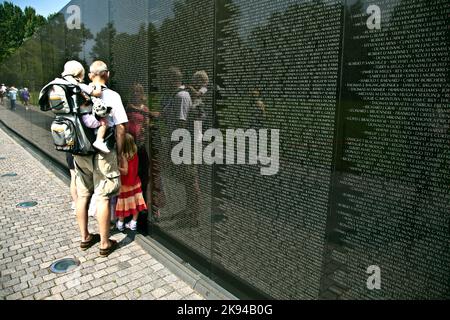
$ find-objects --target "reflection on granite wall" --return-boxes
[0,0,449,300]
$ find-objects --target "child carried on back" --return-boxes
[61,60,112,154]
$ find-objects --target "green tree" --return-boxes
[0,2,46,64]
[24,6,46,38]
[91,22,116,65]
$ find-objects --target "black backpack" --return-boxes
[39,78,97,156]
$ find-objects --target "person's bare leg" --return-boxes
[76,195,91,242]
[70,170,78,203]
[93,124,110,153]
[97,124,107,141]
[96,198,111,249]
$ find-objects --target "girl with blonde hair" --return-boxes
[115,134,148,231]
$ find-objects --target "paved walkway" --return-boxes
[0,125,204,300]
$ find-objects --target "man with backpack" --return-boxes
[73,61,128,257]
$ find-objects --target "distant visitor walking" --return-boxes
[8,86,18,110]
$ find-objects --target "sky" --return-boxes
[2,0,71,17]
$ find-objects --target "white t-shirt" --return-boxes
[101,88,128,127]
[178,89,192,121]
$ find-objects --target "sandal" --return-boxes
[80,234,100,251]
[99,239,118,257]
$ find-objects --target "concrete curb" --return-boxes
[135,235,238,301]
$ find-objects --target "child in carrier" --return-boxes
[187,70,209,143]
[61,60,112,154]
[116,134,148,231]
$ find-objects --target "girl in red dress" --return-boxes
[116,134,148,231]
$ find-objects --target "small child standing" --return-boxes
[61,60,111,153]
[116,134,148,231]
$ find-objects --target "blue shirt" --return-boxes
[9,90,17,101]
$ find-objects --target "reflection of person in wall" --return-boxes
[161,67,201,227]
[127,83,166,220]
[127,83,151,202]
[249,89,266,130]
[187,71,209,143]
[126,83,157,228]
[127,84,150,147]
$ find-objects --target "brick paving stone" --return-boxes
[102,282,118,292]
[3,278,20,288]
[6,292,23,300]
[45,294,64,300]
[151,288,168,299]
[72,292,90,300]
[164,275,179,283]
[0,125,204,301]
[13,282,29,292]
[37,281,54,291]
[61,289,78,299]
[112,285,128,296]
[183,293,204,300]
[139,293,156,300]
[93,291,115,300]
[138,283,156,295]
[161,292,183,300]
[76,283,93,294]
[10,270,27,280]
[88,287,104,298]
[43,273,57,282]
[126,289,142,300]
[34,290,51,300]
[1,287,14,298]
[22,286,39,298]
[178,286,196,296]
[90,278,107,288]
[169,281,187,291]
[50,284,67,296]
[80,274,95,284]
[65,279,81,289]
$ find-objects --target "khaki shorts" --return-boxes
[74,151,121,200]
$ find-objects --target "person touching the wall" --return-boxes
[115,134,148,231]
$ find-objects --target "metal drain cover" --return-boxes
[17,201,38,208]
[2,173,17,177]
[50,258,80,274]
